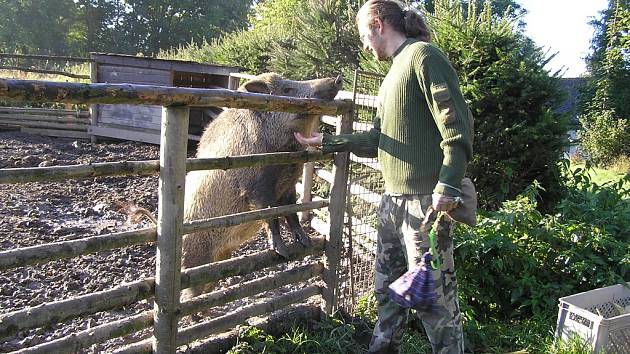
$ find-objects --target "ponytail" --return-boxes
[357,0,431,43]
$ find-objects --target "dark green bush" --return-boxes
[430,2,568,210]
[578,110,630,166]
[454,166,630,321]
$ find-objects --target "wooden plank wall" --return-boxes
[91,54,243,143]
[0,106,90,139]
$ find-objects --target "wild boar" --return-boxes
[181,73,342,298]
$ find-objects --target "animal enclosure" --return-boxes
[0,77,352,353]
[89,54,243,144]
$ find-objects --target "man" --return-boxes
[295,1,473,353]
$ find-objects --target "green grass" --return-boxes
[226,314,595,354]
[570,161,630,189]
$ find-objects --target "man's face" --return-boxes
[358,17,386,61]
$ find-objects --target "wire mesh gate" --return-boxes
[336,70,385,314]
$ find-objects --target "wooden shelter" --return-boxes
[89,53,243,144]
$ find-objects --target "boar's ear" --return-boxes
[242,79,272,94]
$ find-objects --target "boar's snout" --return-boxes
[311,75,343,100]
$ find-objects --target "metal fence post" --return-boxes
[153,106,189,353]
[322,108,353,314]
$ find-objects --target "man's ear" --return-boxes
[373,17,385,34]
[242,79,272,94]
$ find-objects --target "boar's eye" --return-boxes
[282,87,297,96]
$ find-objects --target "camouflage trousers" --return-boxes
[368,194,464,354]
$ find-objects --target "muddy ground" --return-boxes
[0,130,319,353]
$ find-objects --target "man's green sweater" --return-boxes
[322,39,473,197]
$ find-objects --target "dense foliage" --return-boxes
[431,1,568,210]
[0,0,253,56]
[454,163,629,322]
[166,0,360,80]
[578,0,630,166]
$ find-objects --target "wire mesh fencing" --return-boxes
[335,69,385,314]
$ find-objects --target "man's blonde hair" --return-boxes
[357,0,431,42]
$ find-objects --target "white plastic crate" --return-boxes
[555,282,630,353]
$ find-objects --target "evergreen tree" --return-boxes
[579,0,630,166]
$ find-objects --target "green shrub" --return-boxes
[578,109,630,166]
[555,160,630,246]
[454,175,629,320]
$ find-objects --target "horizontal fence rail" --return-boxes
[11,263,324,354]
[0,79,352,115]
[0,151,331,184]
[115,286,321,354]
[180,263,324,317]
[0,201,329,271]
[0,228,156,270]
[12,311,154,354]
[0,237,325,339]
[0,53,93,62]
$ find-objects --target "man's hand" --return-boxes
[294,131,323,147]
[431,193,461,212]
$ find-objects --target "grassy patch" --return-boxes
[570,161,630,189]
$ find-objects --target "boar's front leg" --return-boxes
[248,168,291,258]
[281,190,312,248]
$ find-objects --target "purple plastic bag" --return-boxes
[387,252,437,312]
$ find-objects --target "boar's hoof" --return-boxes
[292,226,312,248]
[269,237,291,259]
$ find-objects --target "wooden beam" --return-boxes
[0,278,155,339]
[0,113,89,124]
[316,169,381,207]
[181,236,325,290]
[20,127,91,140]
[183,200,329,235]
[0,236,325,340]
[0,202,326,271]
[0,159,161,184]
[115,286,321,353]
[322,109,353,314]
[12,311,153,354]
[0,119,88,131]
[0,79,353,115]
[0,228,155,270]
[0,107,89,116]
[186,151,332,172]
[178,286,320,346]
[89,60,99,142]
[184,304,319,354]
[0,53,92,62]
[180,263,323,316]
[14,266,323,354]
[0,151,331,184]
[0,66,90,79]
[153,107,189,353]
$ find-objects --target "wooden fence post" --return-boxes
[88,55,99,143]
[153,106,189,353]
[322,108,353,314]
[300,160,314,222]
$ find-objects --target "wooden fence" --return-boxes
[0,78,353,353]
[0,53,91,79]
[0,106,90,139]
